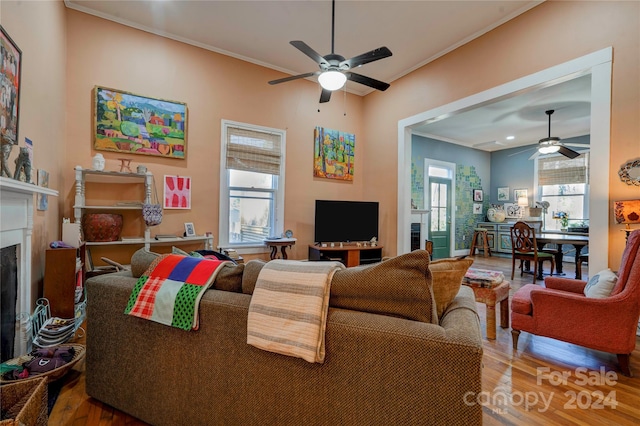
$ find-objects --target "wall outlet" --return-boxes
[462,235,466,241]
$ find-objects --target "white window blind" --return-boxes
[538,153,589,186]
[225,126,282,175]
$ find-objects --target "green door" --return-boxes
[429,177,451,259]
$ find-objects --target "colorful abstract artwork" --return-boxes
[94,86,187,159]
[1,26,21,146]
[313,126,354,181]
[163,175,191,209]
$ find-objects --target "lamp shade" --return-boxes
[318,70,347,91]
[517,196,528,206]
[613,200,640,225]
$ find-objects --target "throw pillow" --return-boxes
[429,257,474,318]
[583,268,618,298]
[330,250,437,324]
[130,248,161,278]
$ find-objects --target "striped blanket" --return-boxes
[247,260,345,363]
[125,254,229,330]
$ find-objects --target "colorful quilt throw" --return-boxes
[125,254,228,330]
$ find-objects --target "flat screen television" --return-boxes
[314,200,379,243]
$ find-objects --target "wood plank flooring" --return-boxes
[48,256,640,425]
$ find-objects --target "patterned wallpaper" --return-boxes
[455,165,488,250]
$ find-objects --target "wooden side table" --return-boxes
[264,238,296,260]
[463,281,510,340]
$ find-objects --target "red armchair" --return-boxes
[511,229,640,376]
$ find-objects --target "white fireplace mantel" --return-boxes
[1,176,58,354]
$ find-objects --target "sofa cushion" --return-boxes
[583,268,618,298]
[131,248,160,278]
[242,259,268,295]
[132,248,243,292]
[214,263,244,293]
[330,250,436,324]
[429,257,474,318]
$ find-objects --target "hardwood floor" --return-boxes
[48,256,640,425]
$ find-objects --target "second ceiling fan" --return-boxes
[268,0,393,103]
[532,109,581,159]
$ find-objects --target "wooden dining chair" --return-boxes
[510,221,555,284]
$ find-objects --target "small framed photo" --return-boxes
[184,222,196,237]
[497,187,509,201]
[473,189,483,202]
[473,203,483,214]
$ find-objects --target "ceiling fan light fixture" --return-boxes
[318,70,347,91]
[539,145,561,154]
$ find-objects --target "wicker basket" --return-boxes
[0,344,86,385]
[0,377,48,426]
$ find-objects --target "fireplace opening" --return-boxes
[1,244,18,362]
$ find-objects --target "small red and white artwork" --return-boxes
[163,175,191,209]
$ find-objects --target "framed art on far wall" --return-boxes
[93,86,187,159]
[473,189,483,202]
[0,25,22,146]
[497,187,509,201]
[514,189,528,202]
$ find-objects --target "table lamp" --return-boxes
[614,199,640,242]
[518,196,528,218]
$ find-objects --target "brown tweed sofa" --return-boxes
[85,251,483,425]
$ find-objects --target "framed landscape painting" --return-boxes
[93,86,187,159]
[313,126,355,181]
[1,26,22,146]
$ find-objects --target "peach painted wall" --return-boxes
[65,10,365,264]
[362,0,640,267]
[1,0,67,305]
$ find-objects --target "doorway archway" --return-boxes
[397,47,612,276]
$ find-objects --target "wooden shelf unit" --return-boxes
[308,244,383,267]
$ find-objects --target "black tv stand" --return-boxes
[308,244,383,267]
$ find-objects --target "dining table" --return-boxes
[535,232,589,280]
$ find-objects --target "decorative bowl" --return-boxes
[487,208,506,223]
[82,213,123,242]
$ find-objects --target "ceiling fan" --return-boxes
[535,109,581,159]
[510,109,585,160]
[268,0,392,103]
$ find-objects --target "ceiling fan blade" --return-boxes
[269,71,319,85]
[346,72,390,91]
[528,150,541,160]
[558,145,581,159]
[340,47,392,69]
[290,41,328,66]
[563,142,590,148]
[508,147,536,157]
[319,89,332,103]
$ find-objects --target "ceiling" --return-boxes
[65,0,592,152]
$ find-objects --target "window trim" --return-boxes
[534,149,590,231]
[219,120,286,252]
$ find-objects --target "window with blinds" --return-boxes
[537,152,589,231]
[220,121,286,249]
